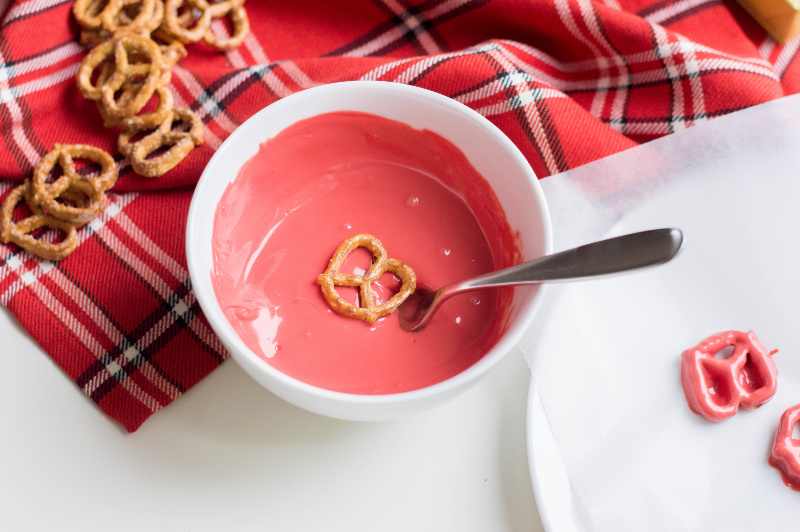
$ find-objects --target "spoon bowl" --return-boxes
[398,228,684,332]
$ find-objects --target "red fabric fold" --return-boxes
[0,0,797,431]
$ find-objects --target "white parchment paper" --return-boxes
[522,93,800,531]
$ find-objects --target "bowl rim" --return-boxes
[186,80,553,408]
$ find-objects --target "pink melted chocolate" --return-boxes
[211,111,520,395]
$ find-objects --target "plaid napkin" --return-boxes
[1,0,797,432]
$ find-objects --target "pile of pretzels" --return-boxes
[74,0,251,177]
[0,1,249,261]
[0,144,119,261]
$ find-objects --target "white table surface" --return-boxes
[0,305,545,531]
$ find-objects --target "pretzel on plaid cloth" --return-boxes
[163,0,249,50]
[27,143,118,224]
[0,182,80,261]
[0,144,119,260]
[0,0,798,432]
[77,33,165,117]
[117,107,205,177]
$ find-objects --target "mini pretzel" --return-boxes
[78,0,165,44]
[72,0,113,29]
[77,33,163,116]
[98,84,174,129]
[203,2,249,51]
[158,40,188,73]
[26,186,95,229]
[73,0,157,33]
[102,0,157,34]
[72,0,248,182]
[162,0,248,49]
[0,183,79,261]
[316,234,416,325]
[28,144,118,224]
[118,107,204,177]
[163,0,214,43]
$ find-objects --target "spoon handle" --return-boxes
[453,228,683,292]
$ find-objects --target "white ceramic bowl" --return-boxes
[186,81,552,421]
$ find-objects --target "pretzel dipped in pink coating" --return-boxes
[770,403,800,491]
[316,234,416,325]
[680,330,777,422]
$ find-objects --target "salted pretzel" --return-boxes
[73,0,157,32]
[79,0,165,44]
[162,0,248,50]
[117,107,204,177]
[0,183,80,261]
[98,84,174,129]
[72,0,249,180]
[157,39,188,74]
[27,144,118,224]
[93,39,185,90]
[115,0,164,34]
[103,0,157,34]
[316,234,416,325]
[72,0,114,29]
[25,187,95,228]
[203,1,249,51]
[163,0,214,43]
[77,33,163,116]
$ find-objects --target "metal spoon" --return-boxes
[397,228,683,332]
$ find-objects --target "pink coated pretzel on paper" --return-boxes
[770,403,800,491]
[680,330,778,422]
[316,234,416,325]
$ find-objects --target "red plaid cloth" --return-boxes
[0,0,797,432]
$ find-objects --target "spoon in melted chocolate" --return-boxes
[397,228,683,332]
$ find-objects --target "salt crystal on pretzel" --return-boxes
[316,234,416,325]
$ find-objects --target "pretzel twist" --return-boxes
[118,107,204,177]
[78,33,163,116]
[99,83,174,129]
[27,144,118,224]
[0,182,80,261]
[163,0,213,43]
[78,0,166,44]
[203,2,249,51]
[162,0,248,50]
[72,0,247,179]
[72,0,114,29]
[316,234,416,325]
